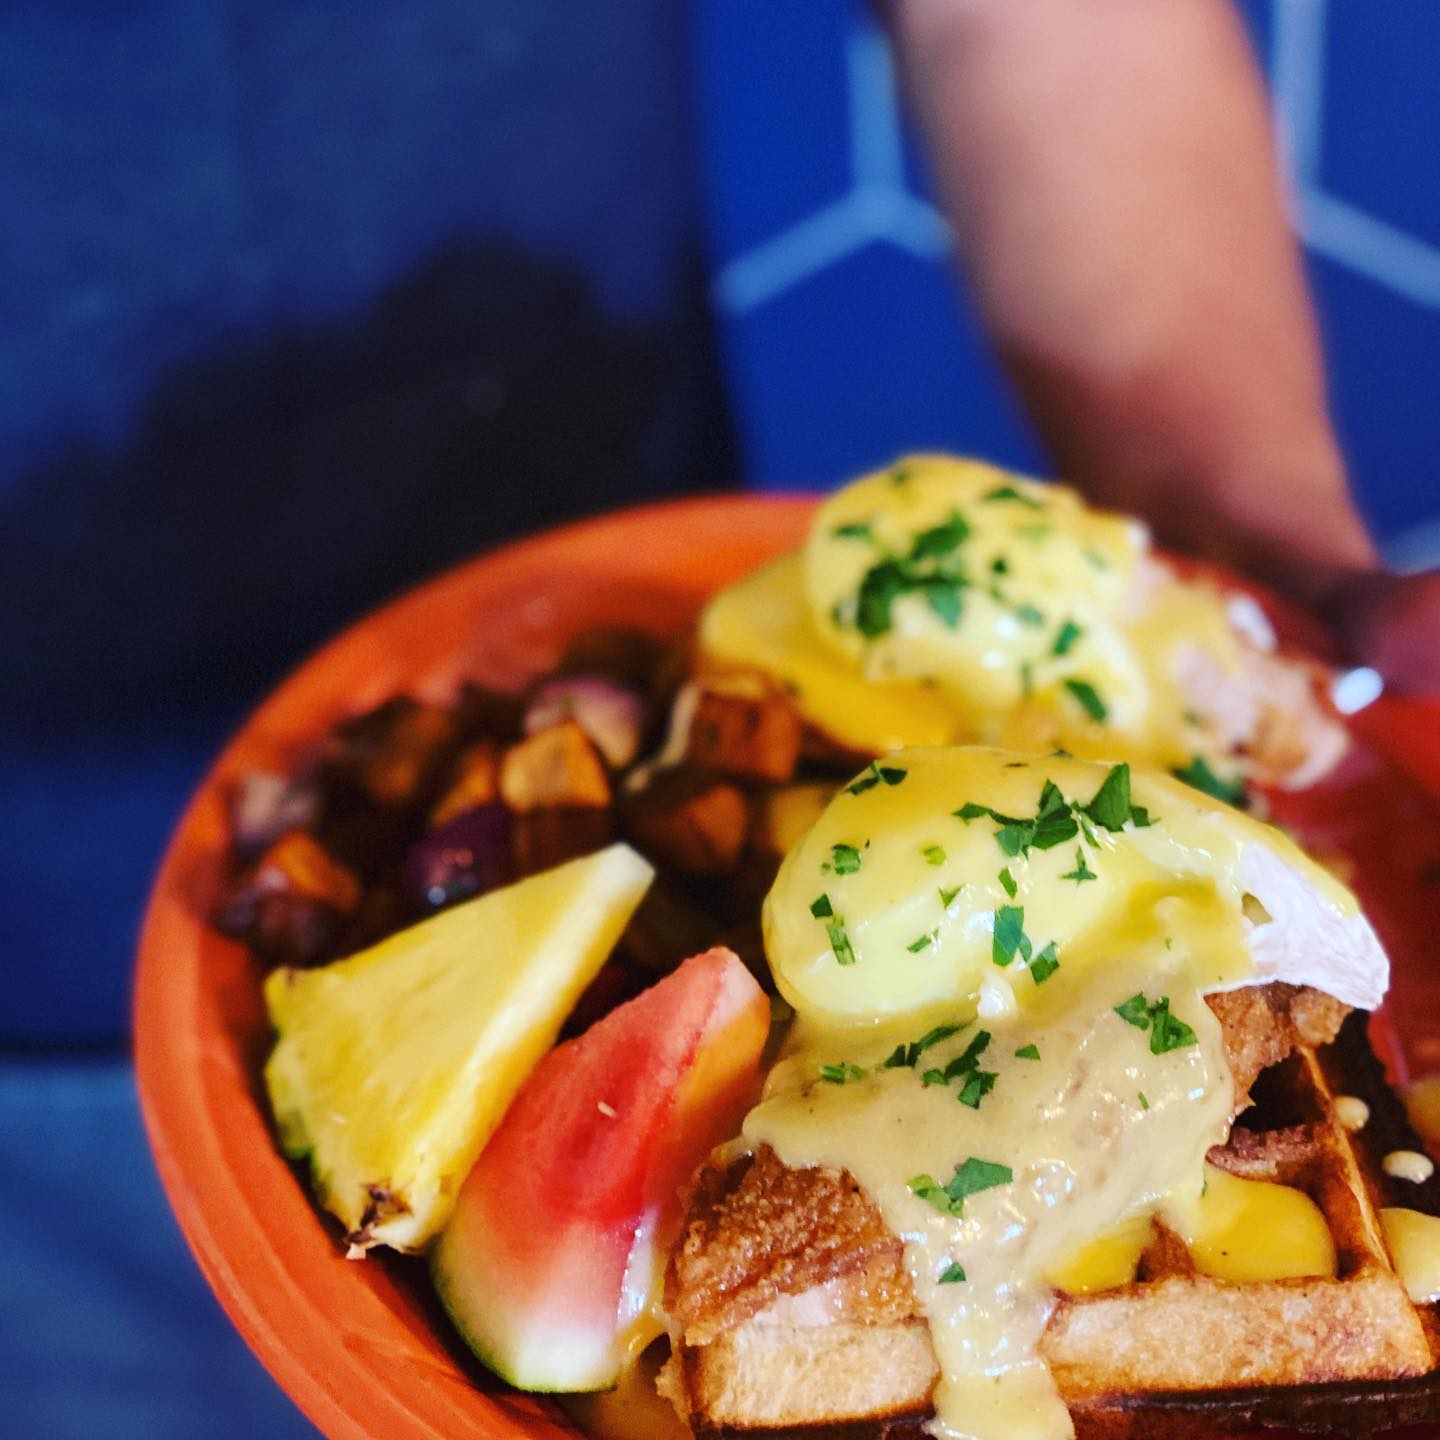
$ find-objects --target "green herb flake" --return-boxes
[1060,847,1097,884]
[1172,755,1249,808]
[1013,603,1046,628]
[992,905,1032,967]
[833,520,874,541]
[991,555,1010,576]
[827,920,858,967]
[1138,1091,1150,1110]
[830,843,862,875]
[906,931,936,954]
[939,884,962,907]
[983,484,1043,509]
[911,510,972,560]
[923,844,947,867]
[908,1174,962,1216]
[921,1068,949,1088]
[1052,619,1083,656]
[947,1030,992,1077]
[1113,992,1198,1054]
[1114,992,1151,1029]
[1147,997,1198,1054]
[809,893,834,918]
[938,1261,967,1284]
[957,1070,998,1109]
[908,1156,1012,1217]
[1063,677,1108,722]
[1029,941,1060,985]
[887,1022,965,1070]
[1084,763,1151,832]
[819,1062,865,1084]
[998,866,1018,898]
[1020,660,1035,698]
[1015,1043,1041,1061]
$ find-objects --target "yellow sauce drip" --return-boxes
[699,456,1247,773]
[745,746,1371,1440]
[1380,1208,1440,1303]
[1163,1163,1335,1283]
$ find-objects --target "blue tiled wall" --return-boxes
[696,0,1440,569]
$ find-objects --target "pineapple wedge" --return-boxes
[263,843,653,1254]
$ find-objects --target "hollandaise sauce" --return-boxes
[700,455,1246,776]
[744,746,1377,1440]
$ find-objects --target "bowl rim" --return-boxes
[133,490,1440,1439]
[133,492,816,1440]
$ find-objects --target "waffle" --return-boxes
[662,1010,1440,1439]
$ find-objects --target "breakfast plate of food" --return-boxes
[135,455,1440,1440]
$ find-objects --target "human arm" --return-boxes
[886,0,1437,688]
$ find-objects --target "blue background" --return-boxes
[2,2,1436,1435]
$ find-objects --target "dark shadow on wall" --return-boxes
[0,242,736,740]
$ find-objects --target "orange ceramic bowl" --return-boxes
[135,496,1440,1440]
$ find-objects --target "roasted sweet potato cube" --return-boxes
[430,740,501,826]
[214,830,362,967]
[511,806,615,877]
[686,687,802,783]
[499,721,612,812]
[327,697,460,808]
[621,768,750,876]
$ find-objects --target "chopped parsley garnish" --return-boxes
[827,920,857,967]
[1029,941,1060,985]
[1138,1091,1150,1110]
[957,1069,998,1108]
[847,760,908,795]
[1052,618,1083,656]
[998,866,1018,898]
[855,557,968,637]
[939,884,962,907]
[949,1029,992,1074]
[1114,993,1151,1028]
[956,779,1078,858]
[938,1261,967,1284]
[884,1022,965,1070]
[1063,677,1108,722]
[1147,998,1198,1053]
[1020,660,1034,697]
[1015,1043,1041,1061]
[983,484,1043,509]
[830,843,862,875]
[923,844,947,866]
[1084,763,1152,831]
[809,893,834,918]
[820,1062,865,1084]
[991,555,1010,576]
[1014,602,1046,627]
[1114,992,1198,1054]
[992,905,1031,967]
[909,1157,1014,1217]
[912,510,972,560]
[1060,847,1097,884]
[906,931,936,953]
[1172,755,1249,808]
[833,520,874,541]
